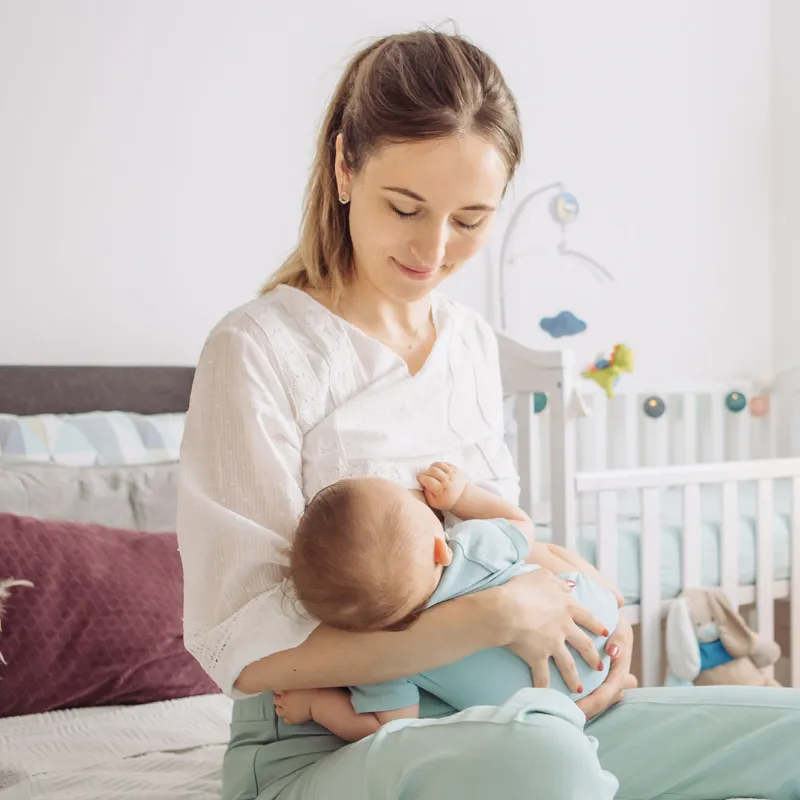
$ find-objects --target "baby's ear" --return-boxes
[433,536,452,567]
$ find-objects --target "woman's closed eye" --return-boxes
[389,204,486,231]
[390,205,418,220]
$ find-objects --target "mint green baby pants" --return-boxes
[223,685,800,800]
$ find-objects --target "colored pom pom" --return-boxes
[643,396,666,419]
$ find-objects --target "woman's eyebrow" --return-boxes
[382,186,496,212]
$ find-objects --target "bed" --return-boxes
[0,695,232,798]
[2,347,798,798]
[0,366,231,800]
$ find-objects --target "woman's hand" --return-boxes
[576,616,637,721]
[543,543,625,609]
[492,569,609,693]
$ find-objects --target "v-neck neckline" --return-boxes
[275,284,446,379]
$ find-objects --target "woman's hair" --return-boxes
[262,29,523,301]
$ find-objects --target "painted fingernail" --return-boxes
[566,580,576,588]
[597,663,605,671]
[577,685,584,694]
[607,644,620,658]
[602,628,609,637]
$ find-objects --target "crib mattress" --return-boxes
[535,479,795,604]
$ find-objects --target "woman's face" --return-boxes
[336,134,508,303]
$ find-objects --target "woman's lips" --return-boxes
[393,258,438,280]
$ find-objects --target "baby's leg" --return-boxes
[546,573,620,701]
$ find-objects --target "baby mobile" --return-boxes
[496,183,770,420]
[499,181,770,420]
[498,181,615,332]
[497,181,633,414]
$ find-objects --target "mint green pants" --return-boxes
[223,686,800,800]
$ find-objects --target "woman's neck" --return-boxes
[335,279,432,339]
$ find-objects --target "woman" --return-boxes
[177,30,800,800]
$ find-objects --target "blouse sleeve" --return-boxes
[176,313,316,697]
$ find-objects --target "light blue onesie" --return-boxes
[350,518,620,714]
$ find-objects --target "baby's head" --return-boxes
[290,477,452,632]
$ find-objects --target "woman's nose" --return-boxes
[410,220,449,268]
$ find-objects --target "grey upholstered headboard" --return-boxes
[0,366,195,415]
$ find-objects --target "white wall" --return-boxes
[772,0,800,377]
[0,0,774,385]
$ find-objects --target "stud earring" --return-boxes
[339,191,350,204]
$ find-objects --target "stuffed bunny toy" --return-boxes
[665,587,782,687]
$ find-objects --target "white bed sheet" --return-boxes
[0,694,233,799]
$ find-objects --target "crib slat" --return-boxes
[656,412,669,466]
[514,394,536,515]
[624,394,638,468]
[792,476,800,688]
[755,479,774,668]
[792,393,800,457]
[592,395,608,471]
[645,413,669,467]
[682,484,702,590]
[721,481,740,608]
[710,393,725,461]
[767,394,779,458]
[734,412,750,461]
[640,488,662,687]
[596,490,618,587]
[549,375,577,551]
[682,393,697,464]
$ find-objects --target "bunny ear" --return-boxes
[666,597,702,682]
[710,591,758,658]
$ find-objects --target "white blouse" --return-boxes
[176,284,519,697]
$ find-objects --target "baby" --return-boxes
[276,462,622,742]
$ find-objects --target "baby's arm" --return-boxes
[418,463,535,543]
[274,688,419,742]
[419,463,623,607]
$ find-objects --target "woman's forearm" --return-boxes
[234,591,505,694]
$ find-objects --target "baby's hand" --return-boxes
[273,689,316,725]
[417,462,467,511]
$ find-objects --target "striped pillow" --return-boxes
[0,412,185,466]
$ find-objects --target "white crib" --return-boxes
[497,332,800,689]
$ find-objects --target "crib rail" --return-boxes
[507,385,800,518]
[576,460,800,688]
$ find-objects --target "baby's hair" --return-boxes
[289,479,426,632]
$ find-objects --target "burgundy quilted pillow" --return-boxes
[0,513,219,716]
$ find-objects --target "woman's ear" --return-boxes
[433,536,452,567]
[666,597,702,682]
[711,591,757,658]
